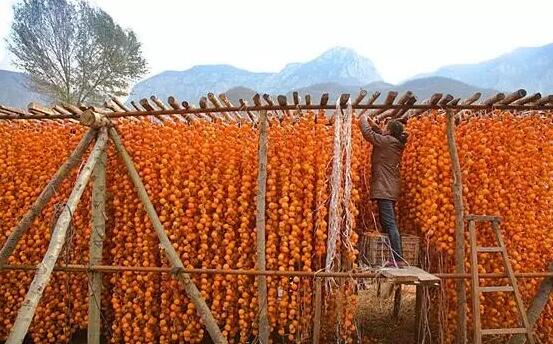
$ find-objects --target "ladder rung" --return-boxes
[466,215,502,222]
[480,286,514,293]
[477,246,503,253]
[482,328,528,335]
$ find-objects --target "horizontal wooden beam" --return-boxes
[2,102,553,121]
[2,264,553,280]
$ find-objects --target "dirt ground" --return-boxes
[356,283,420,344]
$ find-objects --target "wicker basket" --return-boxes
[359,232,420,267]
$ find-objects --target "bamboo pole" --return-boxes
[255,110,270,344]
[6,128,109,344]
[88,147,107,344]
[0,129,97,268]
[108,127,227,344]
[445,110,467,344]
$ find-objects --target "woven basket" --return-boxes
[359,232,420,267]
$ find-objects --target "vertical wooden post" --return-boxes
[414,285,423,343]
[6,128,108,344]
[392,285,402,320]
[468,220,481,344]
[88,147,107,344]
[108,127,227,344]
[312,277,322,344]
[256,110,270,344]
[446,110,467,344]
[0,128,97,268]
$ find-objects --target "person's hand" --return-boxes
[366,115,378,128]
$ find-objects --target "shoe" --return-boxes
[383,260,398,268]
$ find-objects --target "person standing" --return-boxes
[359,114,409,268]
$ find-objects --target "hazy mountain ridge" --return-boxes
[425,43,553,93]
[129,47,382,102]
[0,70,50,108]
[1,43,552,108]
[222,77,494,106]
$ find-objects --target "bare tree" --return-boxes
[7,0,147,105]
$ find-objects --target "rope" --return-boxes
[324,100,343,277]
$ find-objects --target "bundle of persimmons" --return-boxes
[0,109,551,343]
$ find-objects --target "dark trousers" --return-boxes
[376,199,403,261]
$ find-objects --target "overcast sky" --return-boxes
[1,0,552,84]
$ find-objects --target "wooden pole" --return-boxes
[255,110,270,344]
[108,127,227,344]
[87,147,107,344]
[6,128,108,344]
[0,128,97,268]
[445,110,467,344]
[508,262,553,344]
[414,285,423,343]
[312,277,322,344]
[392,285,402,319]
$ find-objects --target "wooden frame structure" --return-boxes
[0,88,552,344]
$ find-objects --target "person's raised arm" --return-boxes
[359,114,386,146]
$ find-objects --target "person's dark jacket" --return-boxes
[359,117,408,201]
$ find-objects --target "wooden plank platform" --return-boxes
[378,266,441,285]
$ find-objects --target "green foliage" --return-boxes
[8,0,148,105]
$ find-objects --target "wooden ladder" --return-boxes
[467,215,535,344]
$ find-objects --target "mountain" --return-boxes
[0,70,50,108]
[283,77,494,104]
[426,43,553,93]
[131,65,269,105]
[129,47,382,103]
[224,86,258,106]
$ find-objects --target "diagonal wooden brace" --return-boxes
[6,128,109,344]
[0,128,97,269]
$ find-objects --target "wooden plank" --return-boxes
[87,142,107,344]
[480,286,513,293]
[255,110,270,344]
[494,221,535,344]
[469,219,482,344]
[312,278,322,344]
[477,247,503,253]
[6,128,108,344]
[0,129,97,268]
[482,328,527,335]
[108,127,227,344]
[380,266,440,284]
[446,110,467,344]
[466,215,502,222]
